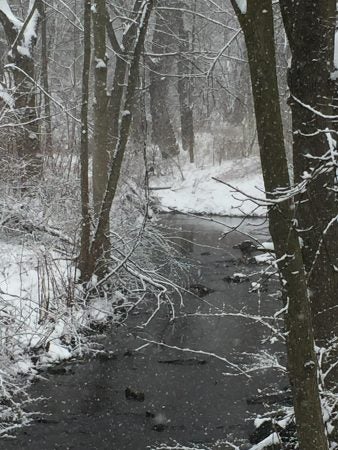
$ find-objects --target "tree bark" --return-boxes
[176,2,194,163]
[280,0,338,440]
[231,2,329,449]
[40,0,52,153]
[0,0,43,179]
[92,0,109,217]
[279,0,338,345]
[79,0,92,282]
[88,0,155,276]
[106,0,143,156]
[149,1,179,159]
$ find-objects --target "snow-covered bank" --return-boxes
[150,157,266,217]
[0,164,176,435]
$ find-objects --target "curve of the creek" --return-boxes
[0,214,288,450]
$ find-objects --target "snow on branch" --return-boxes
[0,82,14,107]
[235,0,247,14]
[0,0,41,59]
[0,0,23,31]
[11,0,41,58]
[292,95,338,120]
[4,64,81,123]
[150,442,239,450]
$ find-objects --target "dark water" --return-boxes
[1,215,287,450]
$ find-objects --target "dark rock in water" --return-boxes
[47,365,67,375]
[189,283,214,297]
[125,387,145,401]
[158,358,207,366]
[86,320,109,334]
[145,411,155,418]
[152,423,166,432]
[233,240,257,256]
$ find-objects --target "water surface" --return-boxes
[0,215,287,450]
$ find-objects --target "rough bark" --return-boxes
[88,0,155,276]
[92,0,109,217]
[106,0,143,155]
[79,0,92,282]
[279,0,338,344]
[0,0,43,179]
[231,1,329,449]
[280,0,338,440]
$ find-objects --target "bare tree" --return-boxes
[79,0,91,281]
[78,0,155,280]
[40,0,52,152]
[176,1,194,163]
[230,1,329,449]
[149,1,180,160]
[92,0,109,217]
[0,0,43,178]
[279,0,338,345]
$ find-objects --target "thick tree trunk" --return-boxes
[91,0,110,273]
[10,56,41,179]
[231,2,329,449]
[0,0,42,179]
[280,0,338,440]
[279,0,338,344]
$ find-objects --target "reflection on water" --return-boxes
[0,214,286,450]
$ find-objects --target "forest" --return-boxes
[0,0,337,449]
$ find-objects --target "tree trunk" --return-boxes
[280,0,338,440]
[176,7,194,163]
[149,1,179,159]
[79,0,92,282]
[91,0,111,273]
[231,2,329,449]
[89,0,155,276]
[92,0,109,217]
[40,0,52,153]
[105,0,143,156]
[0,0,43,179]
[279,0,338,345]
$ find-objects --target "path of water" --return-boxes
[1,215,287,450]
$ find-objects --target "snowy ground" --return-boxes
[150,156,266,217]
[0,238,124,369]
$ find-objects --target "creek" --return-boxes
[0,214,287,450]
